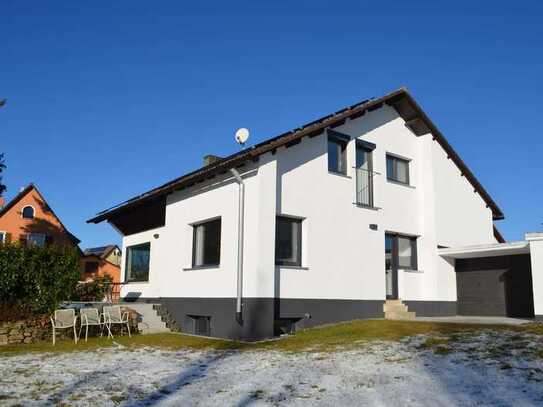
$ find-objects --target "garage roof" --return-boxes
[438,241,530,259]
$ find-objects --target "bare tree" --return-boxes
[0,153,6,196]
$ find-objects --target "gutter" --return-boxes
[230,168,245,323]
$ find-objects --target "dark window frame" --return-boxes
[386,154,410,185]
[355,141,375,207]
[275,215,303,267]
[191,217,222,268]
[22,205,35,219]
[189,315,211,336]
[386,233,418,271]
[327,135,348,175]
[125,242,151,282]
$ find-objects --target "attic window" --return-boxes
[22,206,35,219]
[328,135,348,175]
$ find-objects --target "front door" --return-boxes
[385,234,398,299]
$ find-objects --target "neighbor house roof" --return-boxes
[0,183,81,244]
[88,87,504,223]
[83,244,120,259]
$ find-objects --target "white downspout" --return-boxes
[230,168,245,323]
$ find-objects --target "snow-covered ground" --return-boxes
[1,330,543,406]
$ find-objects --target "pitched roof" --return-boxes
[87,88,504,223]
[83,244,120,259]
[0,183,81,245]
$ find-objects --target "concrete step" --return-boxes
[123,303,172,334]
[384,299,416,320]
[383,303,408,313]
[385,311,416,320]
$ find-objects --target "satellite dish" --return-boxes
[235,128,250,146]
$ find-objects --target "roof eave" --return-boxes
[88,87,504,223]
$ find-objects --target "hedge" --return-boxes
[0,243,81,318]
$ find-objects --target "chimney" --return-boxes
[203,155,222,166]
[0,197,4,209]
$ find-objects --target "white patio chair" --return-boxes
[103,305,131,338]
[50,309,78,345]
[78,308,105,342]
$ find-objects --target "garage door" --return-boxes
[456,269,508,316]
[455,254,534,318]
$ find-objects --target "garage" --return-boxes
[456,255,534,317]
[439,240,537,319]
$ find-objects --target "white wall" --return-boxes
[432,141,495,247]
[120,104,496,305]
[275,104,492,302]
[527,233,543,316]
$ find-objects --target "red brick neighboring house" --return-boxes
[0,184,80,248]
[81,245,121,284]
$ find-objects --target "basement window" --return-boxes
[192,218,221,268]
[190,315,211,336]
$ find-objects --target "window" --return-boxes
[356,142,375,207]
[27,233,46,247]
[0,231,5,244]
[125,242,151,282]
[22,206,35,219]
[386,234,417,269]
[192,218,221,268]
[190,315,211,336]
[85,261,99,274]
[275,216,302,266]
[328,136,348,174]
[386,154,410,184]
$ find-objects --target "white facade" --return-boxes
[527,233,543,317]
[119,104,496,306]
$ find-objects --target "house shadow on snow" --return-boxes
[123,352,229,406]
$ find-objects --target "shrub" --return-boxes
[0,243,81,320]
[72,274,113,302]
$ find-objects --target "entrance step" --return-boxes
[153,304,181,333]
[384,299,416,320]
[123,303,171,334]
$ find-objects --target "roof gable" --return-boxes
[0,184,81,244]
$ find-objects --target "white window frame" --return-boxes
[0,231,6,244]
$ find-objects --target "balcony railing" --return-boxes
[355,167,377,207]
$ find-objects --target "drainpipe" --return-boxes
[230,168,245,324]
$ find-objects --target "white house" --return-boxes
[89,88,539,340]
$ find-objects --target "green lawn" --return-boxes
[1,320,541,355]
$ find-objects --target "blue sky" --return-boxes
[1,1,542,247]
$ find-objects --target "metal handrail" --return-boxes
[352,166,381,175]
[354,167,378,207]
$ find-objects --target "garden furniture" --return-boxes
[103,305,131,338]
[50,308,78,345]
[78,307,105,342]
